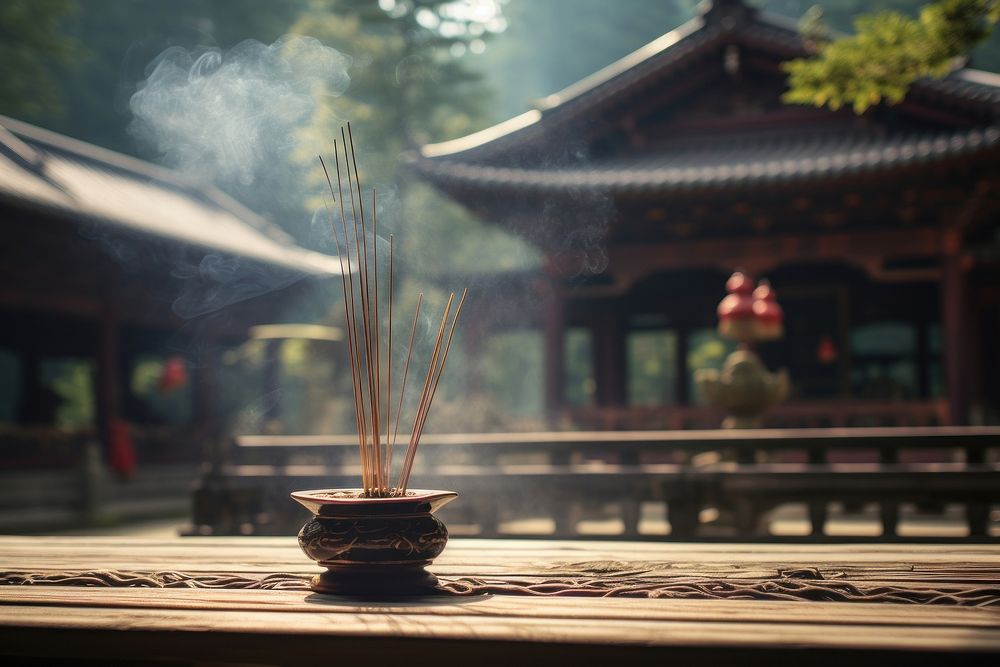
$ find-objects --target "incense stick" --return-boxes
[399,289,467,491]
[318,157,365,471]
[320,127,467,497]
[340,128,376,492]
[322,152,368,487]
[385,233,394,488]
[397,293,453,491]
[392,292,422,454]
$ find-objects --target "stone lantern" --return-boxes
[695,271,789,428]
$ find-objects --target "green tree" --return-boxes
[292,0,531,274]
[291,1,544,431]
[782,0,1000,113]
[293,0,500,171]
[0,0,76,118]
[17,0,306,154]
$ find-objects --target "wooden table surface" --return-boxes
[2,536,1000,665]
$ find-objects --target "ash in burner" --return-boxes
[316,490,418,499]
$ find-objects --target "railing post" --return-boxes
[880,502,899,538]
[808,501,827,537]
[78,438,105,526]
[967,502,989,537]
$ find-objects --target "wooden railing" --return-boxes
[232,426,996,466]
[0,426,90,470]
[0,426,199,532]
[563,400,949,431]
[191,427,1000,540]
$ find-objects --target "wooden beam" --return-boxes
[940,247,964,426]
[676,327,690,406]
[594,228,944,295]
[593,309,625,407]
[95,293,121,464]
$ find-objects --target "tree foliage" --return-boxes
[293,0,501,172]
[0,0,76,118]
[292,0,533,274]
[782,0,1000,113]
[9,0,306,154]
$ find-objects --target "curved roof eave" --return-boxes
[0,115,346,278]
[419,15,711,162]
[418,7,1000,165]
[416,125,1000,195]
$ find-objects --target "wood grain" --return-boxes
[2,537,1000,664]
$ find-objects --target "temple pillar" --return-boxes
[941,229,969,425]
[593,307,625,407]
[193,340,222,465]
[675,328,690,405]
[542,277,566,422]
[16,345,41,424]
[916,318,930,399]
[263,339,283,425]
[462,311,486,396]
[193,343,217,432]
[96,296,121,458]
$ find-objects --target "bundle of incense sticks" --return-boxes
[319,123,466,498]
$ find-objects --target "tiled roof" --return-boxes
[413,1,1000,192]
[417,126,1000,194]
[0,116,343,277]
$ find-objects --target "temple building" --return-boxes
[413,0,1000,428]
[0,115,341,473]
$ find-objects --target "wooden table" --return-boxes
[2,536,1000,665]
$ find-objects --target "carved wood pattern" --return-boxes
[3,568,998,606]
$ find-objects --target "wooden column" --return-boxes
[194,341,222,467]
[194,343,218,433]
[263,339,282,424]
[966,281,983,423]
[916,318,930,399]
[462,313,486,397]
[593,308,625,407]
[941,230,968,425]
[675,328,690,405]
[16,346,41,424]
[542,277,566,422]
[96,296,121,460]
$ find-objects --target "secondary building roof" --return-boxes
[0,115,343,276]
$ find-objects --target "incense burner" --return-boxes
[291,489,457,596]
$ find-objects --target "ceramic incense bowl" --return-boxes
[291,489,457,596]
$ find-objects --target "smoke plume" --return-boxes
[130,35,350,224]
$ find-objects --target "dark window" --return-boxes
[850,322,918,399]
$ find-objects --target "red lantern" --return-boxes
[717,271,755,341]
[752,280,784,341]
[158,356,188,393]
[108,418,136,478]
[817,336,837,364]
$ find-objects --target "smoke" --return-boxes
[124,35,353,319]
[553,190,611,278]
[129,35,350,227]
[171,254,306,319]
